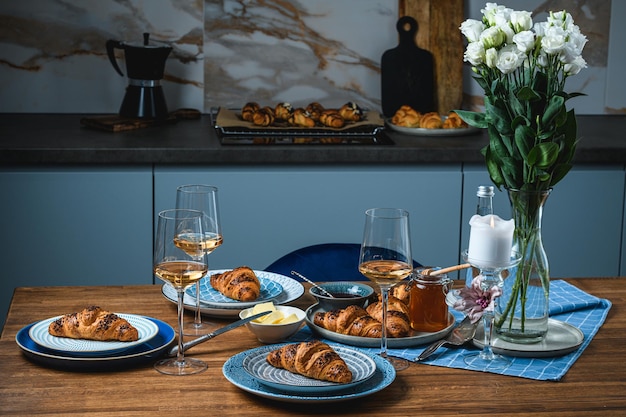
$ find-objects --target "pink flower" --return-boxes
[453,275,502,323]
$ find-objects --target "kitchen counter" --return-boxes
[1,113,624,165]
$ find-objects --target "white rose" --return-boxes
[510,10,533,32]
[513,30,535,53]
[567,31,588,55]
[548,11,574,30]
[496,44,524,74]
[481,3,508,26]
[460,19,485,43]
[485,47,498,69]
[498,23,515,44]
[536,51,549,68]
[541,25,567,54]
[464,41,486,66]
[564,55,587,75]
[533,21,548,37]
[480,26,506,49]
[493,7,513,27]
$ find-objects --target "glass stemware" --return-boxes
[358,208,413,371]
[176,184,223,336]
[461,250,521,370]
[153,209,208,375]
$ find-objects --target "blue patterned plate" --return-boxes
[186,270,283,308]
[242,344,376,394]
[223,343,396,403]
[29,314,159,356]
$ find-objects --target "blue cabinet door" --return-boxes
[0,167,153,330]
[154,165,463,273]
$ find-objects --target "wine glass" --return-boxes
[461,250,521,370]
[358,208,413,371]
[176,184,223,336]
[153,209,208,375]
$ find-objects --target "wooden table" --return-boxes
[1,278,624,416]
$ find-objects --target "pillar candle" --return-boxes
[467,214,514,268]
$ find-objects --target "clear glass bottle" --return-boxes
[466,185,494,286]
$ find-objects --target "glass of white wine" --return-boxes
[176,185,223,336]
[359,208,413,371]
[153,209,208,375]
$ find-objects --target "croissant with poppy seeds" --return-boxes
[210,266,260,301]
[266,340,352,383]
[48,306,139,341]
[313,305,382,338]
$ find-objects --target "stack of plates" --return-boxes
[223,343,396,403]
[161,270,305,318]
[16,313,175,370]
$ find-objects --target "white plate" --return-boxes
[242,344,376,394]
[28,313,160,357]
[186,272,283,308]
[162,270,305,318]
[385,118,480,136]
[305,304,454,348]
[472,318,584,357]
[223,343,396,403]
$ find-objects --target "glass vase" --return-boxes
[495,188,551,344]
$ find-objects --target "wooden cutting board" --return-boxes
[381,15,435,117]
[80,109,200,132]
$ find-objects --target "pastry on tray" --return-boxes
[48,306,139,341]
[210,266,261,302]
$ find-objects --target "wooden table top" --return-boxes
[1,278,625,416]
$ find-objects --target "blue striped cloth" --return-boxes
[292,280,612,381]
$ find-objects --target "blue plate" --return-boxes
[187,270,283,308]
[223,343,396,403]
[16,318,175,371]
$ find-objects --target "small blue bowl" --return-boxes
[309,281,375,311]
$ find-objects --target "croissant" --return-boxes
[420,112,443,129]
[390,282,411,305]
[305,102,325,121]
[319,110,345,128]
[338,101,363,122]
[289,108,316,127]
[366,296,411,338]
[210,266,260,301]
[274,102,293,121]
[442,111,468,129]
[392,105,422,127]
[266,341,352,383]
[313,305,382,338]
[252,107,275,127]
[48,306,139,341]
[241,102,260,122]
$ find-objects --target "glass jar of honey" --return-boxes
[408,268,452,332]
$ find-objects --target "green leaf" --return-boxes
[454,110,487,128]
[527,142,559,169]
[517,86,541,102]
[541,95,565,127]
[514,124,534,160]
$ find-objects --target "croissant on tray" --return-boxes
[366,296,411,338]
[338,101,363,122]
[252,106,275,127]
[289,108,316,127]
[210,266,260,302]
[266,340,353,383]
[48,306,139,342]
[390,282,410,305]
[319,110,345,128]
[241,102,260,122]
[442,111,468,129]
[391,105,422,127]
[313,305,382,338]
[420,112,443,129]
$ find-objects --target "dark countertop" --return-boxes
[0,113,624,165]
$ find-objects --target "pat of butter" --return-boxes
[260,311,285,324]
[252,302,276,316]
[279,313,299,324]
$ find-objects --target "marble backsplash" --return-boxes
[0,0,622,115]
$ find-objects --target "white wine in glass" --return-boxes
[359,208,413,371]
[153,209,208,375]
[176,184,223,336]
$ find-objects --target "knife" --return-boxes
[166,311,270,357]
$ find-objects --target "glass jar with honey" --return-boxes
[408,268,452,332]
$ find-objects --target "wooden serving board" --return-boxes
[80,108,200,132]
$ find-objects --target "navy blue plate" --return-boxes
[16,317,175,371]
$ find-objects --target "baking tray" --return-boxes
[211,108,394,145]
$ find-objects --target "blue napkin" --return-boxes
[291,280,612,381]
